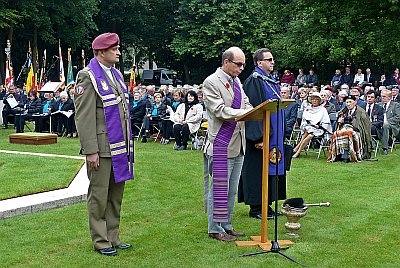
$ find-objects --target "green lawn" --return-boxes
[1,128,400,267]
[0,153,83,200]
[0,124,83,199]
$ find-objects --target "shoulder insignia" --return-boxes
[76,85,85,95]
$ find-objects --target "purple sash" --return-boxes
[88,58,134,183]
[212,78,242,222]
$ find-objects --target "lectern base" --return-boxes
[235,236,293,250]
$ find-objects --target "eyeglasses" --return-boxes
[228,59,246,68]
[262,58,274,62]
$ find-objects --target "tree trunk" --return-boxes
[33,26,38,73]
[0,44,4,84]
[148,49,154,70]
[7,26,13,46]
[119,40,125,77]
[183,61,190,84]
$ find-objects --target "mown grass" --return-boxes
[0,127,400,267]
[0,123,83,199]
[0,154,83,200]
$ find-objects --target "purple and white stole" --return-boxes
[212,78,242,222]
[87,58,134,183]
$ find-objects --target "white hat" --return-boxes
[307,92,322,103]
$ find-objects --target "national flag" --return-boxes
[59,40,65,88]
[5,40,13,88]
[5,60,13,88]
[66,48,74,89]
[26,58,36,93]
[129,48,136,92]
[129,66,136,91]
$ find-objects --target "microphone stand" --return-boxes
[239,79,305,267]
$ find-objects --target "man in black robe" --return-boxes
[238,48,287,220]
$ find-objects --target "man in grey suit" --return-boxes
[379,89,400,155]
[203,47,253,242]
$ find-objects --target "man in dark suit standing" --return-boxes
[239,48,287,221]
[74,33,134,256]
[379,89,400,155]
[365,90,384,138]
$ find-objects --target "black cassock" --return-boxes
[238,73,289,207]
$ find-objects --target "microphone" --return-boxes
[252,72,278,84]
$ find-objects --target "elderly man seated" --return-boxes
[379,89,400,155]
[328,95,371,162]
[2,85,23,129]
[53,91,75,137]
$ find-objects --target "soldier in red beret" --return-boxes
[74,33,134,256]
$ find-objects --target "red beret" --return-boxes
[92,33,120,50]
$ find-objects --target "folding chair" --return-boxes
[389,133,400,152]
[132,122,143,140]
[305,132,331,159]
[371,135,380,158]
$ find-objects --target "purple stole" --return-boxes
[212,78,242,222]
[87,58,134,183]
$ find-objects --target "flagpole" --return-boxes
[39,49,47,88]
[15,41,30,83]
[4,40,12,88]
[81,49,85,68]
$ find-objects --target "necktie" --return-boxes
[367,104,372,116]
[384,103,387,111]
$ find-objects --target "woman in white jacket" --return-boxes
[173,90,203,150]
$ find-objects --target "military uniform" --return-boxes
[74,64,131,250]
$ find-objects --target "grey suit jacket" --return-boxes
[379,100,400,135]
[202,68,253,158]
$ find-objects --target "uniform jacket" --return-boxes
[74,66,130,157]
[202,68,252,158]
[173,102,203,134]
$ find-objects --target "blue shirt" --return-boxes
[151,104,160,116]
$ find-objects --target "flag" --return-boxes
[38,49,47,89]
[129,66,136,91]
[5,40,13,88]
[26,58,36,93]
[66,48,74,89]
[5,60,13,88]
[129,48,136,92]
[59,40,65,88]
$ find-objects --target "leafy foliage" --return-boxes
[3,0,400,84]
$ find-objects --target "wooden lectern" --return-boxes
[235,99,295,250]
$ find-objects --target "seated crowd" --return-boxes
[1,84,77,137]
[283,79,400,161]
[2,64,399,157]
[129,84,206,150]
